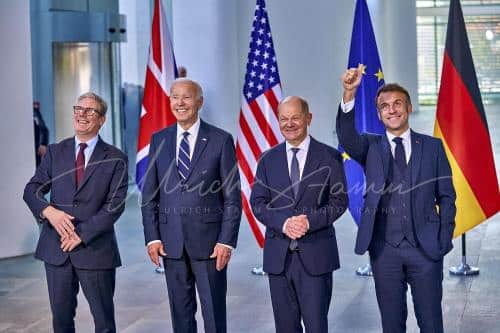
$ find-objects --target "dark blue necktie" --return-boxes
[289,148,300,251]
[178,132,191,180]
[393,137,406,172]
[290,148,300,198]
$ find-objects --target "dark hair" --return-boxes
[375,83,411,106]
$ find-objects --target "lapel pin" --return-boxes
[202,138,207,141]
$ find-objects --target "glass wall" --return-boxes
[416,1,500,104]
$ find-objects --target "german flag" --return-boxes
[434,0,499,237]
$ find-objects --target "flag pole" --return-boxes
[449,234,479,276]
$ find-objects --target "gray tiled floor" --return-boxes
[1,105,499,332]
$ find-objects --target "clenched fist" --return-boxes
[341,64,364,103]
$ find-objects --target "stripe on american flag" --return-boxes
[236,0,284,248]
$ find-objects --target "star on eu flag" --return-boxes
[375,68,384,82]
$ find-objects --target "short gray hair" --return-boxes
[77,92,108,115]
[279,96,309,114]
[171,78,204,100]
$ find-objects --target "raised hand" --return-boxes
[342,63,364,103]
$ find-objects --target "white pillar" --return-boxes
[369,0,419,108]
[119,0,153,85]
[0,0,39,258]
[172,0,240,136]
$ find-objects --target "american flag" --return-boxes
[237,0,284,248]
[136,0,177,189]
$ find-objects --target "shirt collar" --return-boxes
[177,117,201,139]
[386,128,411,144]
[285,135,311,153]
[75,135,99,151]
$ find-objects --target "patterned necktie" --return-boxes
[178,132,191,180]
[393,137,407,172]
[289,147,300,251]
[290,148,300,198]
[75,142,87,187]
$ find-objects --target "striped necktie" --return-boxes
[178,132,191,180]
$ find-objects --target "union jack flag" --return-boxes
[136,0,177,189]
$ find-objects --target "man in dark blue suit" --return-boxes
[23,92,128,333]
[337,66,456,333]
[250,96,348,333]
[141,78,242,333]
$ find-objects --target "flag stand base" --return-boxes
[355,263,373,277]
[449,262,479,276]
[449,234,479,276]
[251,266,267,276]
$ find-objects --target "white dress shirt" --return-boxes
[282,136,311,233]
[176,117,201,162]
[75,135,99,167]
[386,128,412,163]
[285,135,311,180]
[341,98,412,161]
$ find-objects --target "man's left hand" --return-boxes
[61,233,82,252]
[210,244,232,271]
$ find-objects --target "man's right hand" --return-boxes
[342,64,364,103]
[284,215,309,240]
[42,206,75,238]
[147,242,167,267]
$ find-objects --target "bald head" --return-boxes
[278,96,312,146]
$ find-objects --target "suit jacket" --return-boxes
[336,106,456,260]
[250,137,348,275]
[23,137,128,269]
[141,120,242,260]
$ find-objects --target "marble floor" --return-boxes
[1,104,499,332]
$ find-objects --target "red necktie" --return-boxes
[75,143,88,187]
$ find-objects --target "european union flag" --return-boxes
[342,0,385,224]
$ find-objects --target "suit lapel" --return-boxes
[274,143,295,203]
[294,138,321,205]
[76,137,108,193]
[64,138,77,191]
[410,130,423,186]
[380,134,392,181]
[185,120,209,181]
[164,126,179,182]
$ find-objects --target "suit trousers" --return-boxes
[163,249,227,333]
[370,239,444,333]
[44,260,116,333]
[268,251,333,333]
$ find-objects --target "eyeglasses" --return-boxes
[73,106,102,117]
[377,99,406,113]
